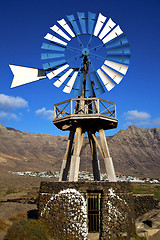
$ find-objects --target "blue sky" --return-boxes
[0,0,160,136]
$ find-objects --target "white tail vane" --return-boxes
[57,19,75,38]
[104,60,128,75]
[54,69,73,87]
[9,65,46,88]
[102,25,123,44]
[44,33,67,46]
[97,69,115,91]
[98,18,116,40]
[50,25,71,41]
[101,65,123,84]
[94,13,107,36]
[63,71,78,93]
[47,64,69,79]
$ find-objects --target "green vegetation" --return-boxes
[6,188,18,194]
[5,219,50,240]
[131,183,160,200]
[133,233,147,240]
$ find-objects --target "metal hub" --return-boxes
[82,48,90,56]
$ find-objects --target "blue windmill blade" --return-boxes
[106,44,130,55]
[88,12,96,35]
[77,12,86,34]
[67,14,81,35]
[41,53,65,60]
[105,34,129,49]
[41,43,65,51]
[43,59,66,70]
[106,55,130,65]
[90,71,105,95]
[85,74,94,97]
[74,73,83,96]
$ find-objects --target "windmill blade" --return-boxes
[47,64,69,79]
[90,71,105,95]
[41,53,65,60]
[106,44,130,54]
[85,74,94,97]
[43,59,66,70]
[9,65,46,88]
[102,25,123,44]
[57,19,75,38]
[104,60,128,75]
[99,18,116,40]
[106,55,130,64]
[77,12,86,34]
[44,33,67,46]
[94,13,106,37]
[74,73,83,96]
[105,34,129,49]
[41,43,65,51]
[50,25,71,41]
[67,14,81,35]
[101,65,123,84]
[63,71,78,93]
[54,69,73,87]
[41,53,65,61]
[88,11,96,34]
[97,69,115,91]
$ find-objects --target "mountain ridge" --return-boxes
[0,124,159,178]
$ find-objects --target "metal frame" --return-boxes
[87,192,101,233]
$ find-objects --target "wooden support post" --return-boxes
[88,132,101,181]
[59,130,75,181]
[98,128,117,182]
[91,133,105,159]
[69,127,84,181]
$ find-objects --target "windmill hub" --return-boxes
[82,48,90,56]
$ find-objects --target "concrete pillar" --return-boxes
[99,128,117,182]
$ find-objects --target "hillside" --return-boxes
[0,124,160,178]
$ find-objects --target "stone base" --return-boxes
[38,181,135,240]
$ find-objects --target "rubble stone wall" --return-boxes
[38,181,135,240]
[133,194,159,219]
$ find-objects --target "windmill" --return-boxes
[9,12,130,182]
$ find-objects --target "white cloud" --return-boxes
[0,111,18,122]
[123,110,160,129]
[35,107,54,120]
[0,94,28,111]
[152,118,160,126]
[124,110,151,121]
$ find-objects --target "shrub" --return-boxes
[0,217,10,232]
[4,219,49,240]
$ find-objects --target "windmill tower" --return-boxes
[9,13,135,238]
[54,52,118,182]
[9,12,130,182]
